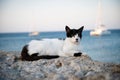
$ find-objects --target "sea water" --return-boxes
[0,30,120,64]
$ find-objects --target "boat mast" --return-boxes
[96,0,102,28]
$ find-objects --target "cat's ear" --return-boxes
[78,26,84,33]
[65,25,71,33]
[78,26,84,39]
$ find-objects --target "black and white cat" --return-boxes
[21,26,84,61]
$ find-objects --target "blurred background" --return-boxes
[0,0,120,33]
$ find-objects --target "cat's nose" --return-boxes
[76,39,78,42]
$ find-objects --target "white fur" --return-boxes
[67,34,81,45]
[28,39,64,56]
[28,37,81,57]
[62,37,81,56]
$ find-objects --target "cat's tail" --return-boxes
[21,45,59,61]
[21,45,41,61]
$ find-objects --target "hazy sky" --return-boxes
[0,0,120,33]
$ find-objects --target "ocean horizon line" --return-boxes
[0,28,120,34]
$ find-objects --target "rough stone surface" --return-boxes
[0,51,120,80]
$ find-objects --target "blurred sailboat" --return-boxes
[90,0,110,36]
[29,25,39,36]
[90,25,110,36]
[29,15,39,36]
[29,31,39,36]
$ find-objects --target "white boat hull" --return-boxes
[29,32,39,36]
[90,30,111,36]
[90,31,101,36]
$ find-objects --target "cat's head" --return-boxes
[65,25,84,44]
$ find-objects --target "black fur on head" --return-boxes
[65,26,84,39]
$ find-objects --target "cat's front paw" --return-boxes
[74,52,82,57]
